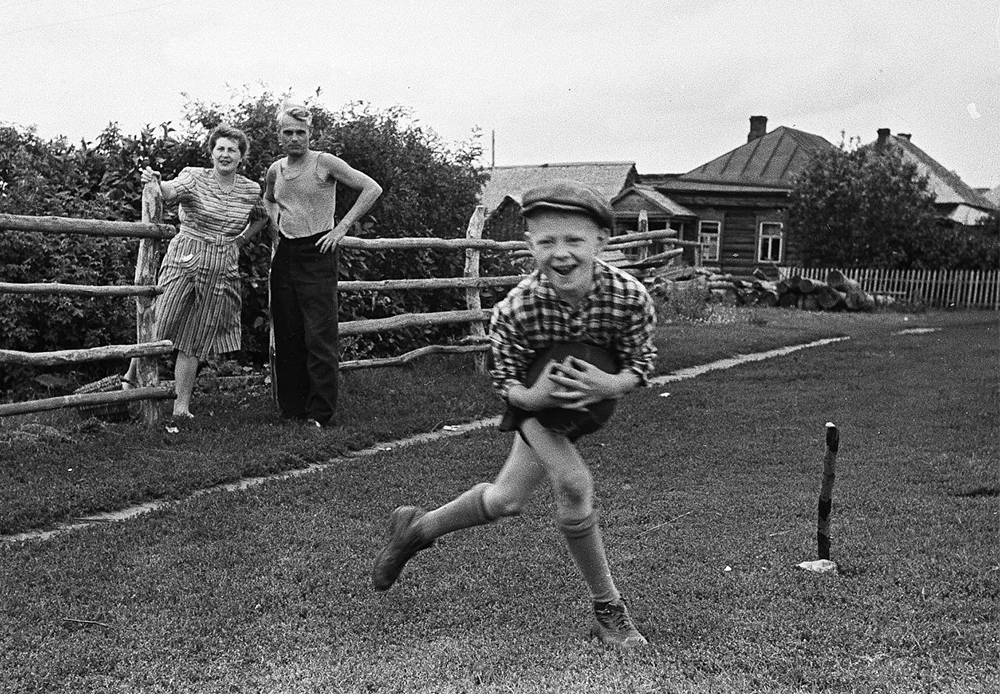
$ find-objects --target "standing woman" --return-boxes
[124,124,269,418]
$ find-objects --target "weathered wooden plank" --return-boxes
[0,282,160,297]
[0,340,174,366]
[341,344,489,371]
[817,423,839,560]
[340,235,525,252]
[464,206,488,374]
[0,386,175,418]
[0,213,175,239]
[339,310,491,336]
[339,275,523,292]
[136,181,164,427]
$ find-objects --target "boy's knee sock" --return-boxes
[418,482,497,540]
[557,512,621,604]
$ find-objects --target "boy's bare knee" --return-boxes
[553,469,594,508]
[482,482,526,518]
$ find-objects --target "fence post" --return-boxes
[137,181,164,427]
[464,206,488,374]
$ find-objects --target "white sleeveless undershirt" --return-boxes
[274,151,338,238]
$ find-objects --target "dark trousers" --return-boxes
[270,235,340,425]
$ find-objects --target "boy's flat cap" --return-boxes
[520,179,614,229]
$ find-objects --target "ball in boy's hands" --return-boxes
[524,343,618,438]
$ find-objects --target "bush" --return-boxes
[650,277,713,323]
[1,89,503,394]
[0,125,147,396]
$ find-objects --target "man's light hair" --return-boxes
[278,102,313,127]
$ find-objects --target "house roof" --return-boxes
[985,185,1000,210]
[875,134,995,212]
[679,126,836,188]
[479,161,637,212]
[611,184,696,217]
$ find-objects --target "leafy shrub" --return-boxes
[788,138,1000,270]
[650,277,712,323]
[1,88,501,395]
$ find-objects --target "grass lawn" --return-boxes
[1,308,997,693]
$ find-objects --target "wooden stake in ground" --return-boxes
[817,422,839,560]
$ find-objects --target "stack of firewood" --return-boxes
[649,267,875,312]
[775,270,875,312]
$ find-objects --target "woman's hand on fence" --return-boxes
[140,166,162,186]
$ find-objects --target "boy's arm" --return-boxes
[489,298,567,412]
[505,361,574,412]
[613,286,658,386]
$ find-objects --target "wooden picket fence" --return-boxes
[1,201,680,425]
[782,267,1000,309]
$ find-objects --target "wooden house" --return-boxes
[984,185,1000,211]
[641,116,837,277]
[610,184,697,262]
[480,161,638,241]
[872,129,996,226]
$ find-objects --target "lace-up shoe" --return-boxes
[372,506,433,591]
[591,600,648,647]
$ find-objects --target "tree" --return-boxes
[788,140,943,269]
[0,125,143,395]
[177,87,495,360]
[1,87,498,396]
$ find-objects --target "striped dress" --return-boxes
[156,167,267,359]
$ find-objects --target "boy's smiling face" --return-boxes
[525,209,608,304]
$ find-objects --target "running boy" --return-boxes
[371,179,657,647]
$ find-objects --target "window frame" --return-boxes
[698,220,721,262]
[757,221,784,263]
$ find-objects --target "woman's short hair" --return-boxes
[208,124,250,157]
[277,102,313,128]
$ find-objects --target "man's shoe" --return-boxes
[372,506,433,591]
[591,600,648,647]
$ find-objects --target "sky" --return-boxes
[2,0,998,190]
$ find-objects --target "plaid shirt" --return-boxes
[489,259,658,400]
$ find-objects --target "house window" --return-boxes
[758,222,783,263]
[699,221,721,262]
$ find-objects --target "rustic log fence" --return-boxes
[336,207,681,371]
[0,183,176,425]
[782,267,1000,310]
[2,201,679,423]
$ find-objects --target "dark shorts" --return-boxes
[498,342,618,442]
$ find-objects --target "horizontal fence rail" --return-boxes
[0,213,175,239]
[0,281,161,298]
[0,186,173,425]
[782,267,1000,309]
[0,386,175,418]
[3,203,682,420]
[0,340,175,367]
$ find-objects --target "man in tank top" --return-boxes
[264,103,383,427]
